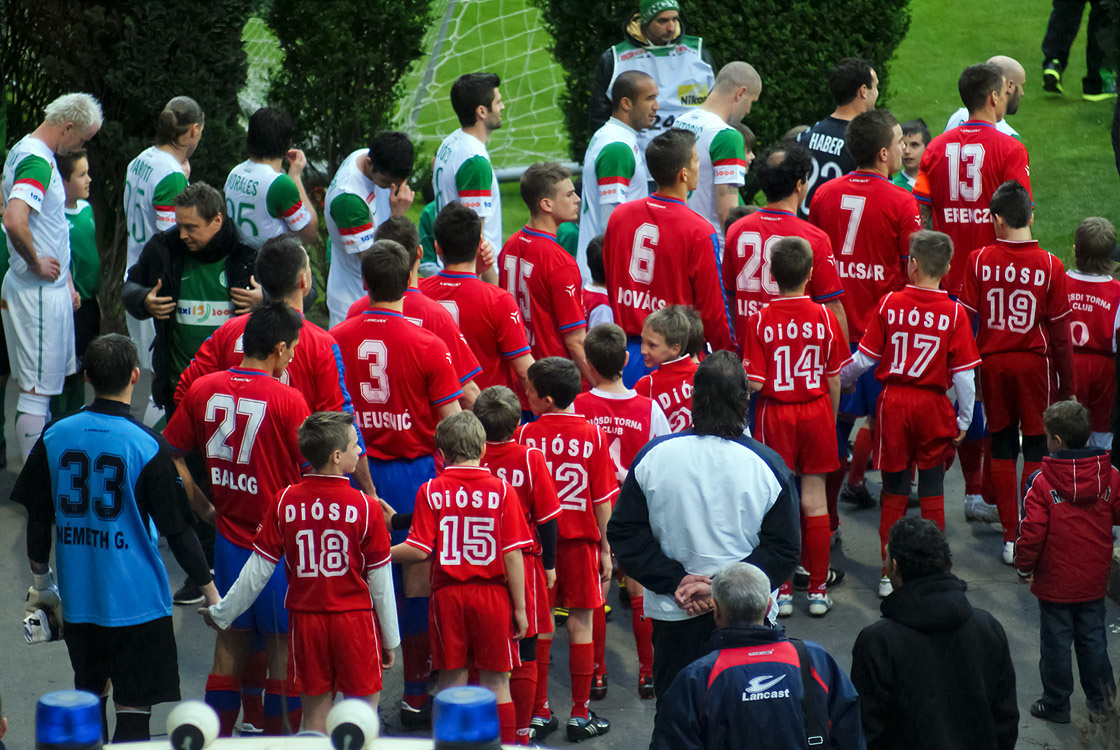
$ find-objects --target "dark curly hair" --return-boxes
[888,516,953,582]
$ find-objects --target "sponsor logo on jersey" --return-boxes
[741,674,791,701]
[177,299,234,326]
[678,83,709,106]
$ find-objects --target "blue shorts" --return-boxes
[959,397,989,440]
[214,531,288,634]
[839,343,882,418]
[368,454,437,545]
[623,337,655,388]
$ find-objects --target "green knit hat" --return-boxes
[640,0,679,25]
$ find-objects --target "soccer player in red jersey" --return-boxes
[500,163,593,381]
[574,323,669,698]
[202,412,399,734]
[583,235,614,328]
[345,216,482,407]
[474,386,561,745]
[914,62,1033,297]
[174,235,377,498]
[742,238,850,617]
[810,109,922,510]
[393,411,533,745]
[332,240,462,725]
[635,306,698,432]
[420,202,534,399]
[518,358,618,742]
[1066,218,1120,449]
[601,129,735,386]
[959,181,1073,565]
[840,231,981,598]
[163,301,311,736]
[724,143,846,352]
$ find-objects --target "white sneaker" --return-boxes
[964,494,1000,523]
[777,594,793,617]
[878,576,893,598]
[1002,541,1015,565]
[807,593,833,616]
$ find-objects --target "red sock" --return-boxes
[240,650,266,731]
[920,496,945,531]
[804,515,831,595]
[510,663,536,745]
[848,426,873,486]
[958,438,983,495]
[532,638,552,718]
[990,459,1020,542]
[285,694,302,736]
[1021,460,1042,498]
[498,701,517,745]
[826,460,847,532]
[204,673,241,737]
[879,494,909,562]
[592,605,607,678]
[630,595,653,676]
[569,642,594,720]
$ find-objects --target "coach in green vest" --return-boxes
[589,0,717,156]
[123,182,261,414]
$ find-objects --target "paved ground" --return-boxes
[0,383,1115,748]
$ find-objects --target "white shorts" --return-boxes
[125,312,155,371]
[1,272,76,395]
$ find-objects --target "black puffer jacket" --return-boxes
[850,573,1018,750]
[123,219,256,409]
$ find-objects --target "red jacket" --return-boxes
[1016,449,1120,603]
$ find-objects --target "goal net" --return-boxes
[394,0,570,172]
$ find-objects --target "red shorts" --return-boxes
[874,386,958,473]
[554,539,604,610]
[288,610,383,697]
[755,395,840,475]
[980,352,1051,435]
[524,553,554,638]
[430,582,516,672]
[1074,352,1114,433]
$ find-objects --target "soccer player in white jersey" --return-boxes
[577,70,659,281]
[224,107,317,251]
[324,131,415,327]
[674,61,761,248]
[124,97,204,371]
[1,92,101,459]
[433,72,504,284]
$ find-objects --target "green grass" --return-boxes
[886,0,1118,264]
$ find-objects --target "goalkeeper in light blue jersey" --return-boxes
[15,334,218,744]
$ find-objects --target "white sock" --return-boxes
[142,397,165,428]
[16,392,50,460]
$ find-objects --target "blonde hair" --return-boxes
[44,93,102,131]
[435,411,486,465]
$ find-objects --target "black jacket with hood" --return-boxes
[849,573,1018,750]
[122,219,257,410]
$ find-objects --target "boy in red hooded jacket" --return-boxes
[1016,399,1120,724]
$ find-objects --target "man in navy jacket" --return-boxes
[651,563,865,750]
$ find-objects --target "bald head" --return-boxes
[989,55,1025,115]
[713,61,762,96]
[711,61,762,122]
